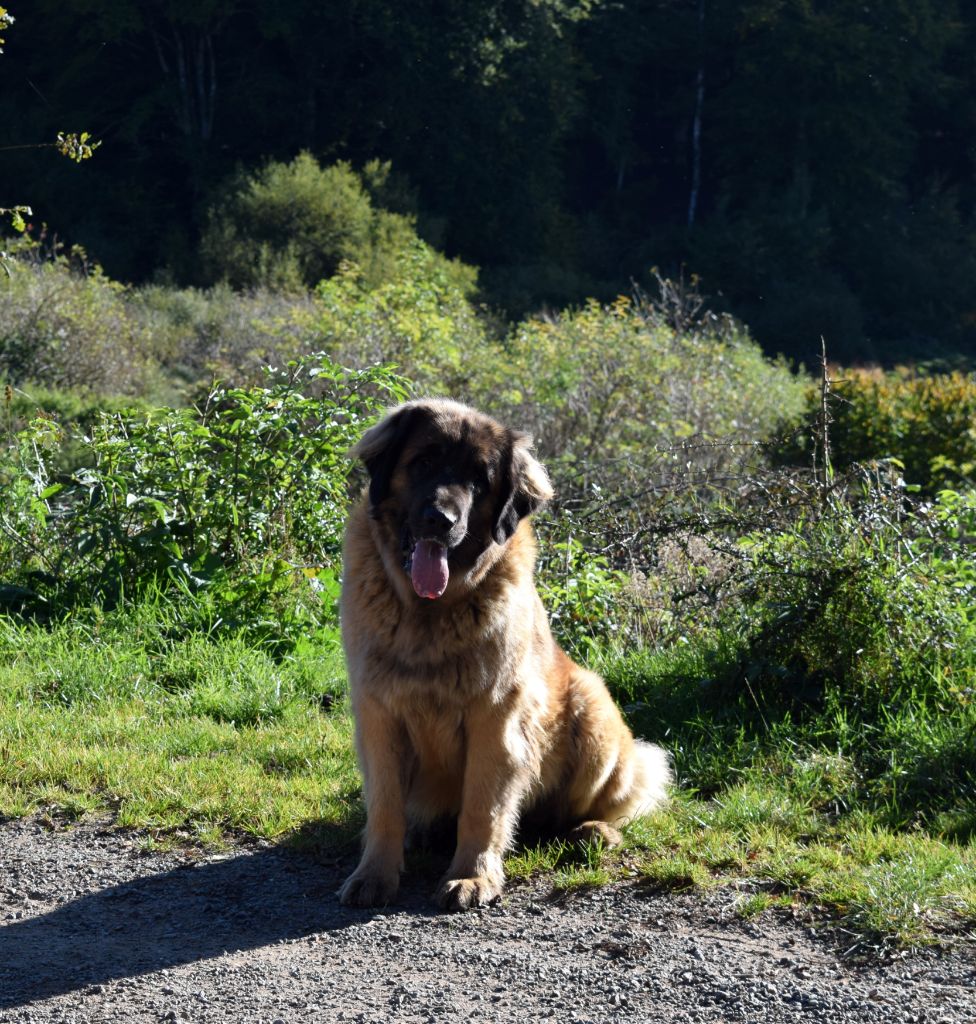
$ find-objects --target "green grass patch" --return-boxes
[0,608,360,845]
[1,587,975,949]
[593,606,976,948]
[620,793,976,949]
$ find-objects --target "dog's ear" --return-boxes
[350,404,424,508]
[493,431,554,545]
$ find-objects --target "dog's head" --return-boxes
[350,399,553,600]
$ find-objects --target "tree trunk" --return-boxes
[687,0,705,227]
[151,24,218,143]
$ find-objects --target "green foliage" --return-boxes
[0,357,407,643]
[314,241,486,394]
[0,205,29,235]
[537,537,630,658]
[0,382,158,471]
[609,477,976,838]
[730,497,971,711]
[471,292,806,504]
[200,154,477,295]
[128,282,323,392]
[201,155,374,291]
[1,237,480,399]
[54,131,100,163]
[823,368,976,493]
[0,6,12,51]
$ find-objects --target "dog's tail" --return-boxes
[629,740,672,818]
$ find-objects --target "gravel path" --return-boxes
[0,816,973,1023]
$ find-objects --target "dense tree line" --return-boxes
[3,1,975,364]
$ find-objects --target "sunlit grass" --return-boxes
[617,792,976,949]
[0,610,359,843]
[1,601,975,948]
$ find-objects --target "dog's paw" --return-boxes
[435,875,502,911]
[338,869,399,908]
[567,820,623,848]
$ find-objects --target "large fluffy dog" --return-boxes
[338,399,670,910]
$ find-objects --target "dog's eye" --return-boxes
[412,451,438,474]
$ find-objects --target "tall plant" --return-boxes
[0,357,407,639]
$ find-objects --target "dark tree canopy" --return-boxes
[2,0,974,363]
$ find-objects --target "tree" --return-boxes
[2,0,976,361]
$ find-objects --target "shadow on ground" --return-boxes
[0,822,444,1010]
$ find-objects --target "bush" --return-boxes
[0,382,157,476]
[469,293,807,500]
[536,537,631,659]
[128,283,323,391]
[201,154,375,291]
[825,368,976,493]
[314,241,487,394]
[0,356,407,643]
[0,250,153,395]
[609,474,976,833]
[727,488,972,707]
[0,234,485,401]
[200,154,477,295]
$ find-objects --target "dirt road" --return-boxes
[0,817,973,1023]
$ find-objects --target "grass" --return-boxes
[626,795,976,950]
[598,629,976,949]
[0,606,361,846]
[505,792,976,950]
[0,600,974,949]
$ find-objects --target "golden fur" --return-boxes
[338,399,670,910]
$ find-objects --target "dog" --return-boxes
[337,399,670,910]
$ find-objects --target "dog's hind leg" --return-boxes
[566,819,624,847]
[576,739,672,833]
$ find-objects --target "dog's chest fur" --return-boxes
[341,498,547,708]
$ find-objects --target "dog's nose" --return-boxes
[422,505,457,531]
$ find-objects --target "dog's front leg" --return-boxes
[338,693,408,907]
[436,700,531,911]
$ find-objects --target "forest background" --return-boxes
[5,0,976,366]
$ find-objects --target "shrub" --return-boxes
[0,382,157,476]
[200,154,477,295]
[469,293,807,501]
[825,368,976,493]
[458,291,807,616]
[0,252,152,395]
[201,155,375,291]
[727,488,970,706]
[128,283,323,391]
[314,241,487,394]
[0,356,407,643]
[536,537,631,659]
[609,473,976,832]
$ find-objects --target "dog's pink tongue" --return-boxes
[411,540,449,599]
